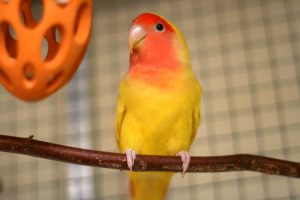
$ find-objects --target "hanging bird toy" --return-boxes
[0,0,92,101]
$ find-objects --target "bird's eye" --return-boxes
[154,23,165,32]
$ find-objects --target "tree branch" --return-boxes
[0,134,299,178]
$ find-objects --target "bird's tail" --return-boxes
[128,172,173,200]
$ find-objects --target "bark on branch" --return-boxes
[0,134,299,178]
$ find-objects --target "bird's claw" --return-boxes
[176,151,191,177]
[125,149,136,171]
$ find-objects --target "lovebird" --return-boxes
[115,13,202,200]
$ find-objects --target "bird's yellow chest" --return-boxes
[118,74,197,155]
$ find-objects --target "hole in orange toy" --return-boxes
[20,10,26,25]
[41,38,49,60]
[74,3,91,44]
[1,0,10,4]
[47,71,63,93]
[20,0,38,28]
[8,25,17,40]
[54,27,62,43]
[30,0,44,23]
[2,22,18,59]
[43,25,63,62]
[56,0,68,7]
[23,63,35,81]
[0,68,13,90]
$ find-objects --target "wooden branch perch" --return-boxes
[0,134,299,178]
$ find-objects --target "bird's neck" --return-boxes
[128,48,182,89]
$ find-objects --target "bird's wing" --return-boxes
[115,98,126,149]
[188,78,202,146]
[189,103,201,145]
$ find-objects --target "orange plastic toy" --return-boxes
[0,0,92,101]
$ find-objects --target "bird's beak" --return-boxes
[128,25,146,54]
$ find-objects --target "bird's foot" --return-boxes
[125,149,136,171]
[176,151,191,177]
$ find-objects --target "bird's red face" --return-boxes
[128,13,179,69]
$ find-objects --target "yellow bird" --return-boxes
[115,13,202,200]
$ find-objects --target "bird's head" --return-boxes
[128,13,190,70]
